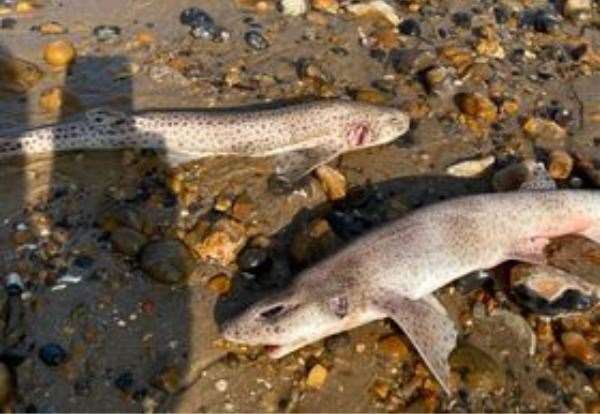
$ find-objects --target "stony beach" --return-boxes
[2,0,600,411]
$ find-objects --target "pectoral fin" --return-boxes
[373,292,458,394]
[270,145,341,188]
[85,107,129,127]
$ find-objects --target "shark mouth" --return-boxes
[264,345,280,354]
[263,339,310,359]
[348,123,370,147]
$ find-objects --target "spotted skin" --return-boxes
[0,100,409,179]
[222,189,600,394]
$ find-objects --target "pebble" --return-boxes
[423,66,454,95]
[180,7,213,27]
[440,45,474,73]
[206,274,232,295]
[563,0,591,20]
[43,40,76,67]
[306,364,328,389]
[39,343,67,366]
[297,59,331,83]
[449,343,506,393]
[140,240,195,284]
[476,38,505,59]
[110,227,148,256]
[237,247,271,272]
[370,379,390,399]
[191,25,229,42]
[38,86,81,115]
[356,89,390,103]
[561,331,600,365]
[245,30,269,50]
[455,92,498,124]
[0,54,44,93]
[377,334,410,362]
[134,31,155,46]
[38,21,67,34]
[193,219,247,266]
[311,0,338,14]
[398,18,421,36]
[346,0,401,26]
[520,8,560,33]
[446,155,495,177]
[15,0,32,12]
[548,149,573,180]
[315,165,347,201]
[280,0,307,16]
[522,117,567,141]
[93,25,121,42]
[215,378,228,392]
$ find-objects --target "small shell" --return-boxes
[446,155,495,177]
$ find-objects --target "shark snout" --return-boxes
[219,319,241,341]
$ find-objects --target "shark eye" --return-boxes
[260,304,286,319]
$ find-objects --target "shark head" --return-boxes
[221,269,381,358]
[343,104,410,150]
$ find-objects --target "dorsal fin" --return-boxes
[85,107,128,128]
[519,160,557,191]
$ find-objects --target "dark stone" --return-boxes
[493,6,509,24]
[520,9,560,33]
[452,12,472,29]
[245,30,269,50]
[238,248,272,273]
[114,371,134,392]
[72,255,95,269]
[39,343,67,367]
[398,19,421,36]
[179,7,213,28]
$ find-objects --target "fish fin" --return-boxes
[85,107,128,127]
[164,151,207,167]
[508,237,550,265]
[373,292,457,395]
[519,161,557,191]
[270,145,340,187]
